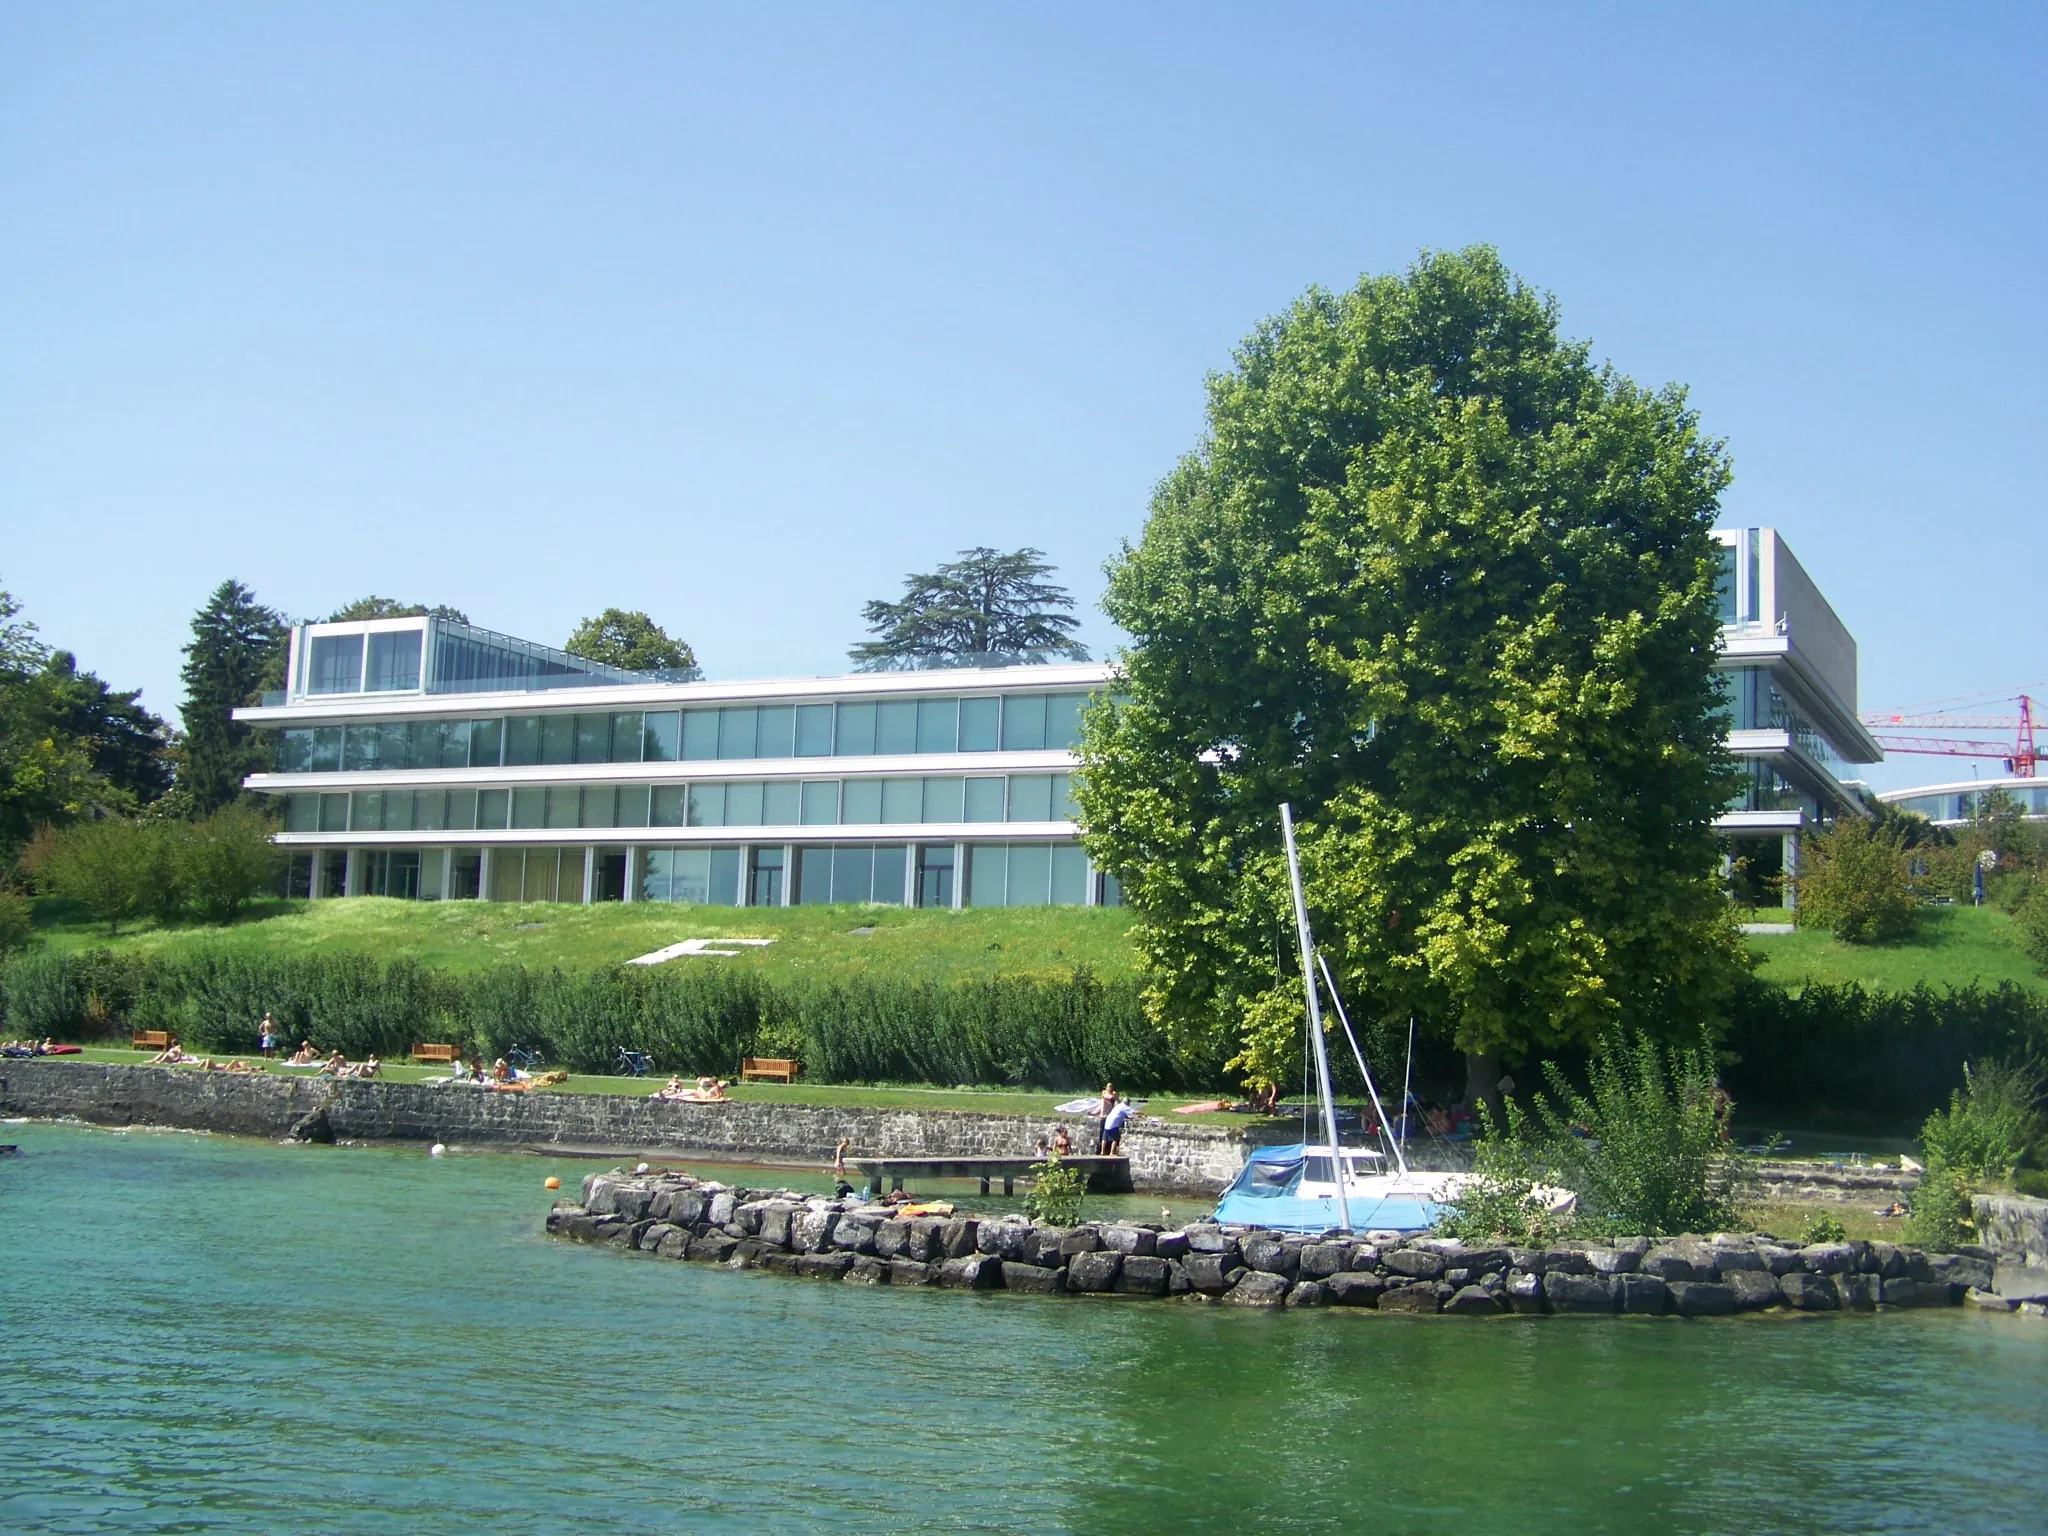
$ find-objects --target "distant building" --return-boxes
[1879,776,2048,826]
[234,527,1875,909]
[1711,527,1883,905]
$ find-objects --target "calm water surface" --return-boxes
[3,1122,2045,1535]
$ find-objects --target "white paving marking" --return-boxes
[626,937,776,966]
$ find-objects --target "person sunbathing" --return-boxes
[491,1058,512,1082]
[317,1051,349,1076]
[357,1055,381,1078]
[149,1040,189,1065]
[653,1075,689,1101]
[288,1041,319,1065]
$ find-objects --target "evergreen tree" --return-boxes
[37,651,173,808]
[0,585,101,854]
[850,547,1089,670]
[178,581,286,816]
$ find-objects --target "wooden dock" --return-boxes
[849,1155,1130,1197]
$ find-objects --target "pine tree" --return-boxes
[178,581,286,816]
[850,548,1089,670]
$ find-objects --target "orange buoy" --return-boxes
[544,1176,560,1190]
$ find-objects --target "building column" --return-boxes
[622,847,637,903]
[582,846,596,905]
[1781,830,1799,910]
[952,842,966,909]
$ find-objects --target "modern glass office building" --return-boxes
[237,615,1117,908]
[1711,527,1882,905]
[238,528,1875,909]
[1880,777,2048,826]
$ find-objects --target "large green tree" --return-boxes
[36,650,173,807]
[850,547,1090,670]
[565,609,697,674]
[178,580,287,816]
[1078,247,1745,1096]
[0,587,115,854]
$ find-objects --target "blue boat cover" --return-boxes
[1210,1143,1440,1233]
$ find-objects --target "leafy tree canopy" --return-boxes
[850,547,1090,670]
[564,610,697,674]
[1077,246,1745,1089]
[0,584,172,856]
[178,580,287,817]
[326,596,471,624]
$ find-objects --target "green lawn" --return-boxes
[30,896,1141,982]
[1746,903,2043,994]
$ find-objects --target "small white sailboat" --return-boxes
[1211,804,1469,1234]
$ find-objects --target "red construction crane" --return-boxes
[1861,690,2039,778]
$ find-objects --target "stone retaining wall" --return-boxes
[0,1060,1274,1194]
[553,1167,2048,1318]
[1731,1159,1915,1205]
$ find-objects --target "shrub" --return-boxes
[0,889,33,955]
[1794,817,1917,943]
[1800,1213,1848,1245]
[1905,1165,1971,1252]
[178,805,280,923]
[1434,1104,1574,1245]
[22,821,156,934]
[1437,1030,1733,1241]
[1523,1029,1735,1239]
[2016,885,2048,969]
[1022,1156,1085,1225]
[1918,1057,2042,1182]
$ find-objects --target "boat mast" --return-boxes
[1279,804,1351,1232]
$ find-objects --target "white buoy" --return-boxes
[430,1143,446,1157]
[635,1161,650,1175]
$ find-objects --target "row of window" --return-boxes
[286,842,1121,909]
[1719,667,1840,769]
[272,692,1089,773]
[280,773,1081,835]
[1891,787,2048,822]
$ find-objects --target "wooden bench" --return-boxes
[411,1043,460,1064]
[741,1056,800,1083]
[132,1030,170,1051]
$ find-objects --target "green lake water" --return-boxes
[4,1122,2046,1535]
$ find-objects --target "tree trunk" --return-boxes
[1464,1049,1502,1134]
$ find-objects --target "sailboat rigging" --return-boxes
[1209,804,1470,1233]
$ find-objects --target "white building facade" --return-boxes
[235,528,1874,909]
[236,617,1118,908]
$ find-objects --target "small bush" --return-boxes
[1800,1213,1848,1245]
[1795,817,1918,943]
[1022,1156,1085,1225]
[1434,1104,1573,1246]
[0,889,34,955]
[1919,1058,2042,1182]
[1906,1165,1971,1252]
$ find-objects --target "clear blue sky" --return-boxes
[2,5,2041,790]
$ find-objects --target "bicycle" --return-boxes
[506,1044,546,1074]
[613,1047,653,1078]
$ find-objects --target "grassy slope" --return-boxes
[30,897,1142,983]
[1745,904,2043,994]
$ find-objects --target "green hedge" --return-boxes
[1721,979,2048,1129]
[0,947,1223,1092]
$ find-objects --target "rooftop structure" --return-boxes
[1879,777,2048,827]
[234,526,1876,910]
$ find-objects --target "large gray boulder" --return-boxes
[889,1259,934,1285]
[1242,1237,1299,1276]
[844,1256,891,1285]
[793,1210,839,1253]
[1797,1243,1853,1275]
[1585,1247,1638,1276]
[1285,1280,1329,1307]
[1781,1272,1840,1310]
[1185,1227,1238,1255]
[1002,1262,1064,1294]
[794,1251,854,1279]
[1992,1262,2048,1303]
[1616,1274,1669,1315]
[1226,1271,1291,1308]
[1544,1273,1615,1313]
[1726,1271,1781,1310]
[1383,1248,1445,1281]
[1115,1256,1172,1296]
[1067,1251,1123,1292]
[1101,1226,1157,1257]
[1668,1281,1735,1317]
[1184,1253,1235,1295]
[1445,1284,1503,1316]
[1300,1242,1352,1279]
[1379,1281,1446,1314]
[935,1256,1003,1290]
[1504,1271,1544,1315]
[757,1204,794,1249]
[1155,1230,1192,1261]
[940,1218,980,1259]
[1326,1273,1385,1307]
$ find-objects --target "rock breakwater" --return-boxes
[553,1168,2048,1318]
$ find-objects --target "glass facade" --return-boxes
[1890,786,2048,822]
[270,693,1091,772]
[965,842,1091,907]
[1718,667,1840,770]
[282,773,1075,835]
